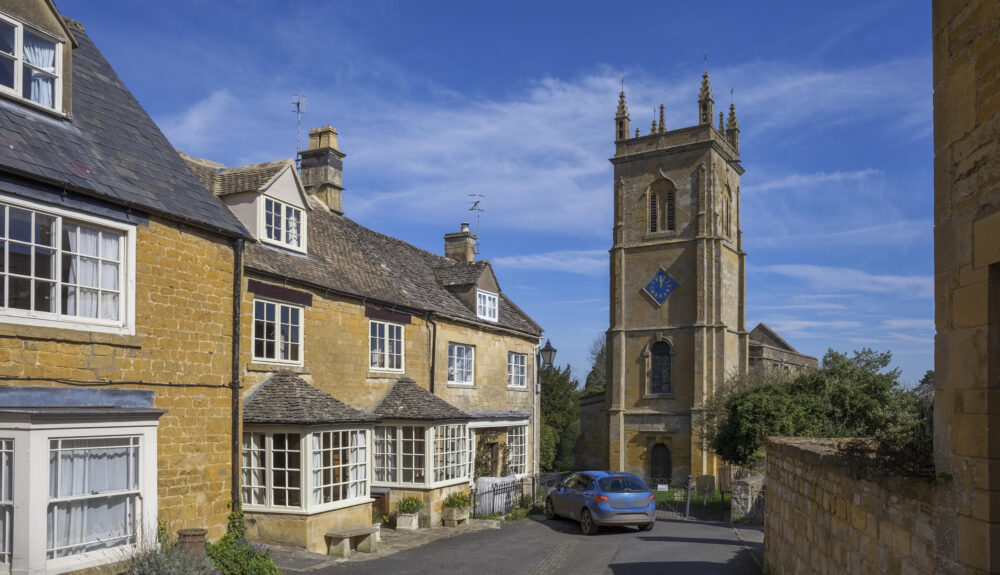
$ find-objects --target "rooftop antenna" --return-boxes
[292,94,306,168]
[467,194,484,255]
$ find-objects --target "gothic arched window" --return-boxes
[648,180,676,233]
[650,341,671,394]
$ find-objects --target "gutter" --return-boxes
[230,238,244,509]
[426,312,437,394]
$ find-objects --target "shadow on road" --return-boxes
[610,550,761,575]
[528,515,644,536]
[637,535,744,546]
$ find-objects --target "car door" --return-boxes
[564,474,592,520]
[552,474,579,516]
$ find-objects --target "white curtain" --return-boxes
[22,31,55,108]
[48,438,136,558]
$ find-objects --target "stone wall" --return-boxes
[0,217,238,540]
[765,438,937,575]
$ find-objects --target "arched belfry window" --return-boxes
[650,341,671,394]
[648,179,676,233]
[723,186,732,237]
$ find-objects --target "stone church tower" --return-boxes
[603,72,747,484]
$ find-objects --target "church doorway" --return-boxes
[649,443,672,482]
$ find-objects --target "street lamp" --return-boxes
[540,339,557,368]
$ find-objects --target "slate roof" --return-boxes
[432,261,489,287]
[0,19,246,238]
[243,371,376,425]
[242,204,542,337]
[181,153,293,197]
[374,378,469,421]
[749,323,799,353]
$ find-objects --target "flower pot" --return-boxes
[396,513,420,530]
[442,506,470,527]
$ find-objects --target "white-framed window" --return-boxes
[507,352,527,388]
[369,321,404,371]
[0,414,159,574]
[373,424,469,488]
[241,428,369,513]
[448,343,474,385]
[476,290,498,321]
[0,194,135,335]
[253,299,302,364]
[0,14,63,112]
[260,197,306,252]
[507,426,527,475]
[433,424,469,482]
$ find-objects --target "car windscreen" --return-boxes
[598,476,649,493]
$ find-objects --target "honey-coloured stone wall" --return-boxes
[764,438,938,575]
[0,216,239,541]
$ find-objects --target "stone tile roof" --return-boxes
[374,378,468,421]
[749,323,799,353]
[243,371,376,425]
[432,262,488,286]
[0,22,246,238]
[181,153,292,197]
[244,206,542,337]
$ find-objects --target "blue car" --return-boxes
[545,471,656,534]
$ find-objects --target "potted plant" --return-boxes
[442,491,471,527]
[371,508,385,542]
[395,496,423,531]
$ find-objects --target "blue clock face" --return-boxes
[643,268,677,305]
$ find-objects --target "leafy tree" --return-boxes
[915,370,934,404]
[539,424,558,471]
[583,337,606,393]
[539,365,580,471]
[710,349,933,477]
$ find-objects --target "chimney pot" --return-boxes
[300,124,346,214]
[461,222,470,233]
[444,223,476,263]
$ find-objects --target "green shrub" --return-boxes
[519,495,533,509]
[206,509,281,575]
[443,492,470,509]
[396,496,423,515]
[126,544,212,575]
[506,508,529,521]
[372,508,386,524]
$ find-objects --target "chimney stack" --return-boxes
[299,125,346,214]
[444,222,476,263]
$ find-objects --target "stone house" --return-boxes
[0,1,249,574]
[183,126,543,553]
[747,323,817,374]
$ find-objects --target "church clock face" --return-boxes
[643,268,677,305]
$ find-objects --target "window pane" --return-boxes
[35,247,54,280]
[100,292,119,321]
[101,233,120,261]
[0,56,11,90]
[101,262,119,290]
[34,280,53,312]
[9,277,29,310]
[8,242,29,276]
[23,31,56,70]
[0,22,13,55]
[9,209,29,242]
[79,257,98,288]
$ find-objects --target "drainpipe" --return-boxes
[426,312,437,394]
[230,238,244,510]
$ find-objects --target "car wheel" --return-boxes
[580,509,598,535]
[638,522,654,532]
[545,498,558,520]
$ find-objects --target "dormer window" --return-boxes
[476,289,498,321]
[261,197,306,252]
[0,15,62,112]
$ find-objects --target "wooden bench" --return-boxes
[325,526,378,558]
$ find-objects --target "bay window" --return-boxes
[0,195,134,334]
[373,423,469,487]
[0,14,62,112]
[241,428,369,512]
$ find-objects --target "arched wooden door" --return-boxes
[650,443,672,482]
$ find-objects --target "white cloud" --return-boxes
[492,249,608,275]
[752,169,880,193]
[758,264,933,298]
[158,90,236,152]
[752,219,933,249]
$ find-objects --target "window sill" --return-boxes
[507,386,529,392]
[243,496,373,516]
[259,238,308,255]
[0,91,67,119]
[367,370,405,380]
[643,393,675,400]
[247,362,309,374]
[447,382,475,388]
[0,322,140,348]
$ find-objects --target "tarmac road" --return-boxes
[325,515,763,575]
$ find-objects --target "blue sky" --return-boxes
[62,0,933,385]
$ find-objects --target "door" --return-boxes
[650,443,672,483]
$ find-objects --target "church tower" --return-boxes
[603,72,747,484]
